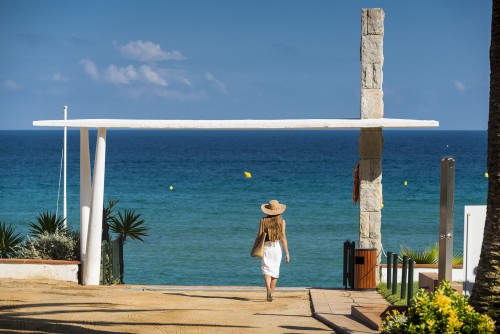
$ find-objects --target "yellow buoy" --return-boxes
[381,203,384,209]
[485,172,489,178]
[169,185,174,191]
[244,171,252,179]
[404,181,408,186]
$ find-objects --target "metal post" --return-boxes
[101,241,106,285]
[349,241,355,288]
[401,256,408,299]
[392,253,398,294]
[408,259,415,306]
[119,235,124,284]
[343,241,348,288]
[387,251,392,289]
[63,106,68,228]
[439,157,455,282]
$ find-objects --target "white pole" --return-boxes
[83,127,107,285]
[80,127,91,278]
[63,106,68,228]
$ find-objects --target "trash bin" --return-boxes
[354,248,377,290]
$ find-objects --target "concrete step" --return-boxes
[351,304,387,330]
[350,304,410,331]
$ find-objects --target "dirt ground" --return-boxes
[0,279,333,333]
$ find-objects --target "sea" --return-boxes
[0,130,488,288]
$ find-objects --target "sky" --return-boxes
[0,1,492,130]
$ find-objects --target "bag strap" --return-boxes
[260,219,267,235]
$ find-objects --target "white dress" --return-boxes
[261,240,283,278]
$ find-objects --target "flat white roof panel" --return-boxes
[33,118,439,129]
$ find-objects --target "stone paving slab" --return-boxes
[310,289,390,334]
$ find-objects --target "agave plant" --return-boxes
[400,243,463,265]
[29,211,67,235]
[109,209,149,243]
[0,222,24,258]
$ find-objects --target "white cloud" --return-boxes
[139,65,167,86]
[105,65,139,84]
[2,79,20,90]
[175,72,192,87]
[117,40,185,62]
[78,42,226,101]
[52,72,69,82]
[205,72,227,94]
[454,80,466,93]
[79,59,100,80]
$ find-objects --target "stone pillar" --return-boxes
[359,8,384,265]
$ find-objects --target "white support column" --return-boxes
[82,127,107,285]
[80,127,91,279]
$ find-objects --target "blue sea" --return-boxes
[0,130,487,287]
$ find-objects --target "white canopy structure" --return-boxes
[33,117,438,285]
[33,118,437,130]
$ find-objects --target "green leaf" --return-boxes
[29,211,66,235]
[399,243,463,265]
[109,209,149,243]
[0,222,24,258]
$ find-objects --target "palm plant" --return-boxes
[0,222,24,258]
[29,211,66,235]
[399,243,463,266]
[109,209,149,243]
[470,2,500,328]
[102,198,119,242]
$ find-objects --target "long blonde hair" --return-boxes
[261,214,284,242]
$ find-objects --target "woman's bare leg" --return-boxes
[263,275,273,301]
[270,277,278,291]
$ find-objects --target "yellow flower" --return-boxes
[447,309,463,330]
[434,293,451,312]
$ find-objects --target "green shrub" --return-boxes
[377,282,419,306]
[18,229,79,261]
[381,281,495,333]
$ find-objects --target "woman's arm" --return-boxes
[282,220,290,263]
[250,220,264,255]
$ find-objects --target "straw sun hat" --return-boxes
[261,199,286,215]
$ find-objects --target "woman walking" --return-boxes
[251,199,290,301]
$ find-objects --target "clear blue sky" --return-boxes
[0,1,491,130]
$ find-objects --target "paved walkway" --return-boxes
[310,289,390,334]
[0,279,393,333]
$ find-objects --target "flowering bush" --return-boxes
[381,281,495,333]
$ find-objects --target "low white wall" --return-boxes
[0,259,79,283]
[379,267,464,283]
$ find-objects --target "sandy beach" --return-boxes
[0,279,333,333]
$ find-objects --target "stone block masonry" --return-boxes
[359,8,384,267]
